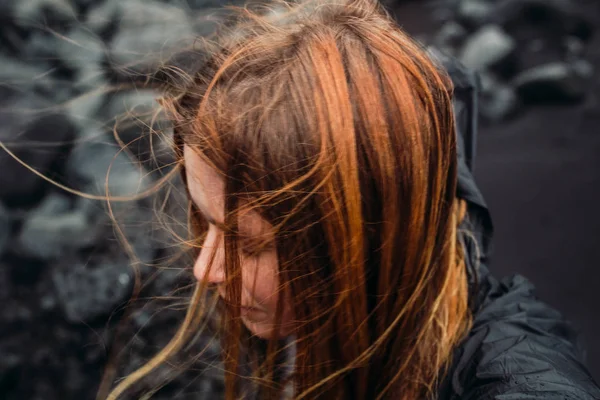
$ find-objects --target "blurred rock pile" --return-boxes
[424,0,595,122]
[0,0,596,399]
[0,0,231,399]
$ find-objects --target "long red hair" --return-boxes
[108,0,471,398]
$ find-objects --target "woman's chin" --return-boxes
[241,313,293,339]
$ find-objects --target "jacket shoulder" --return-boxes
[439,272,600,400]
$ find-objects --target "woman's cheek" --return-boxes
[241,251,281,310]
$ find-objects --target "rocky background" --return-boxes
[0,0,598,399]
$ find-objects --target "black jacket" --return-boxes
[434,49,600,400]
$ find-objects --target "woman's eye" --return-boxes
[240,240,272,257]
[239,240,259,257]
[241,247,260,257]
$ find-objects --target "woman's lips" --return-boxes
[217,290,265,310]
[217,294,266,313]
[240,305,269,320]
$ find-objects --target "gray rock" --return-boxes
[433,21,467,56]
[65,136,152,197]
[187,4,234,36]
[180,0,241,10]
[28,191,71,214]
[105,90,158,128]
[564,36,585,61]
[459,25,516,72]
[52,28,108,123]
[55,28,107,72]
[572,59,594,79]
[108,0,195,76]
[478,73,520,122]
[98,89,178,174]
[72,0,98,12]
[52,259,134,323]
[61,32,108,128]
[102,90,164,156]
[513,60,594,103]
[40,295,58,311]
[17,193,96,260]
[2,300,33,324]
[0,57,52,92]
[0,102,78,201]
[517,36,565,75]
[0,202,9,258]
[456,0,494,29]
[106,201,158,267]
[494,0,593,41]
[66,86,107,130]
[13,0,77,30]
[431,6,454,25]
[22,31,60,62]
[71,193,159,269]
[85,0,121,39]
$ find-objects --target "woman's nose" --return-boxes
[193,228,225,284]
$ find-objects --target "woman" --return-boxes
[108,0,600,398]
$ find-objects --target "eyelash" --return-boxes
[240,240,271,258]
[241,247,261,258]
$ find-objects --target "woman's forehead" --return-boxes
[183,145,274,238]
[184,144,225,218]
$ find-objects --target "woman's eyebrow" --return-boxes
[191,197,261,239]
[194,202,231,233]
[186,187,270,240]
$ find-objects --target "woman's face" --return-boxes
[184,145,295,339]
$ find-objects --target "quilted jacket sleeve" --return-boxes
[446,270,600,400]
